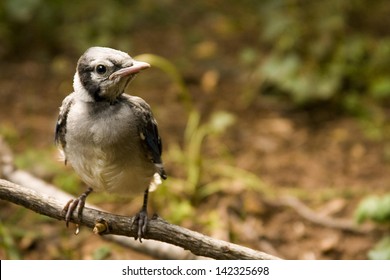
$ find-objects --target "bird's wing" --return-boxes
[124,95,167,179]
[55,93,75,153]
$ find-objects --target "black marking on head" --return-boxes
[77,53,128,102]
[77,58,104,102]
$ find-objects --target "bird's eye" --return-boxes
[95,64,107,75]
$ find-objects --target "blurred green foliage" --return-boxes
[355,194,390,224]
[355,194,390,259]
[242,0,390,115]
[135,54,193,112]
[92,245,112,260]
[0,220,21,259]
[1,0,139,58]
[2,0,390,111]
[14,148,82,194]
[368,236,390,260]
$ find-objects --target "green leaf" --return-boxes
[368,236,390,260]
[92,246,111,260]
[207,111,236,134]
[355,194,390,224]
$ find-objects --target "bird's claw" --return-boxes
[132,209,148,242]
[62,187,93,234]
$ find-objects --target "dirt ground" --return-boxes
[0,58,389,260]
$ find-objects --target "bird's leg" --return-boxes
[63,187,93,232]
[132,188,149,242]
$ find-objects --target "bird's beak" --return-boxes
[109,60,151,80]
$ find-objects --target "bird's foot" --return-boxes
[62,187,93,234]
[132,209,148,242]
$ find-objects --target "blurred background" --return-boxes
[1,0,390,259]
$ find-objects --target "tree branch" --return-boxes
[0,179,280,260]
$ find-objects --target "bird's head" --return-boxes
[73,47,150,102]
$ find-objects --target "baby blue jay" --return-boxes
[55,47,167,241]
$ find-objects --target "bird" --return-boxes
[55,46,167,241]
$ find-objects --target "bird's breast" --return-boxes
[68,101,136,145]
[64,100,154,195]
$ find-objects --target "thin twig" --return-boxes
[268,196,373,234]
